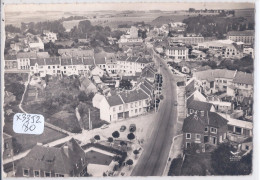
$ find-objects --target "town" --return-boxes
[3,4,254,177]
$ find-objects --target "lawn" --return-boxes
[3,121,67,154]
[85,150,113,166]
[181,153,214,176]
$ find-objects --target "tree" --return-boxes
[127,133,135,142]
[119,79,132,90]
[94,135,100,142]
[126,159,134,170]
[133,150,139,159]
[107,137,114,146]
[112,131,120,139]
[211,143,252,175]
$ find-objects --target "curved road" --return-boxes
[131,50,178,176]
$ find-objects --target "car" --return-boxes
[100,124,109,129]
[120,125,126,132]
[129,124,136,132]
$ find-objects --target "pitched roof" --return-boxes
[45,57,60,65]
[16,138,85,175]
[141,66,156,78]
[187,100,214,112]
[185,79,196,97]
[140,83,152,97]
[4,55,17,60]
[30,58,46,66]
[193,69,236,82]
[122,76,139,81]
[106,95,124,106]
[227,30,254,36]
[233,71,253,85]
[17,52,50,59]
[167,46,187,50]
[182,112,228,133]
[94,51,115,65]
[58,48,93,58]
[119,89,149,103]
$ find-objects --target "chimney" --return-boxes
[63,145,69,157]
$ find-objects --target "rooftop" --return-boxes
[187,100,214,112]
[227,30,254,36]
[233,71,253,85]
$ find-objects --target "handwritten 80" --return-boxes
[13,113,44,135]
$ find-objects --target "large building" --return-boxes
[29,56,94,77]
[16,52,50,70]
[197,40,244,59]
[168,36,204,45]
[117,56,152,76]
[182,111,228,149]
[165,46,188,60]
[227,30,254,45]
[193,69,253,99]
[15,138,88,177]
[100,89,150,122]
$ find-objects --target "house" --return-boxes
[15,138,88,177]
[187,100,216,116]
[4,55,17,69]
[182,112,228,149]
[167,36,204,45]
[165,46,188,60]
[42,31,57,43]
[30,56,94,77]
[185,78,207,106]
[218,113,253,143]
[99,89,150,122]
[243,47,254,58]
[91,66,104,77]
[94,51,117,74]
[207,96,232,113]
[58,48,94,58]
[191,49,206,60]
[232,71,253,98]
[28,36,44,51]
[193,69,237,95]
[227,30,254,45]
[140,66,157,83]
[117,56,152,76]
[17,52,50,70]
[79,77,98,94]
[92,75,102,84]
[3,133,13,159]
[92,94,105,109]
[197,40,244,59]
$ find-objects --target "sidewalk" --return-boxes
[163,134,183,176]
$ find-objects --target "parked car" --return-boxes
[120,125,126,132]
[100,124,109,129]
[129,124,136,132]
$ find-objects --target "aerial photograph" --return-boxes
[2,2,255,177]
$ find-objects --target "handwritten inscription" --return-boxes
[13,113,44,135]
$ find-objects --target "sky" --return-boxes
[4,1,255,12]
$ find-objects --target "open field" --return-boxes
[86,150,114,165]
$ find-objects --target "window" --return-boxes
[186,142,191,148]
[113,107,116,112]
[48,66,50,69]
[139,101,141,106]
[186,133,191,139]
[119,106,122,111]
[205,127,208,132]
[189,109,194,114]
[139,108,142,112]
[135,109,138,113]
[210,127,217,134]
[135,102,137,107]
[57,66,60,68]
[196,134,201,140]
[53,66,55,69]
[200,111,204,117]
[245,145,249,150]
[23,169,29,177]
[223,80,227,84]
[57,70,60,73]
[243,129,250,136]
[45,172,51,177]
[34,170,40,177]
[246,84,248,88]
[235,127,242,135]
[131,103,133,108]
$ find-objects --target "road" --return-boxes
[131,49,179,176]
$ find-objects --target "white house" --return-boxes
[43,30,57,43]
[165,46,188,60]
[100,89,150,122]
[17,52,50,70]
[92,94,105,109]
[91,66,104,77]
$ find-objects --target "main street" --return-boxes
[131,48,179,176]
